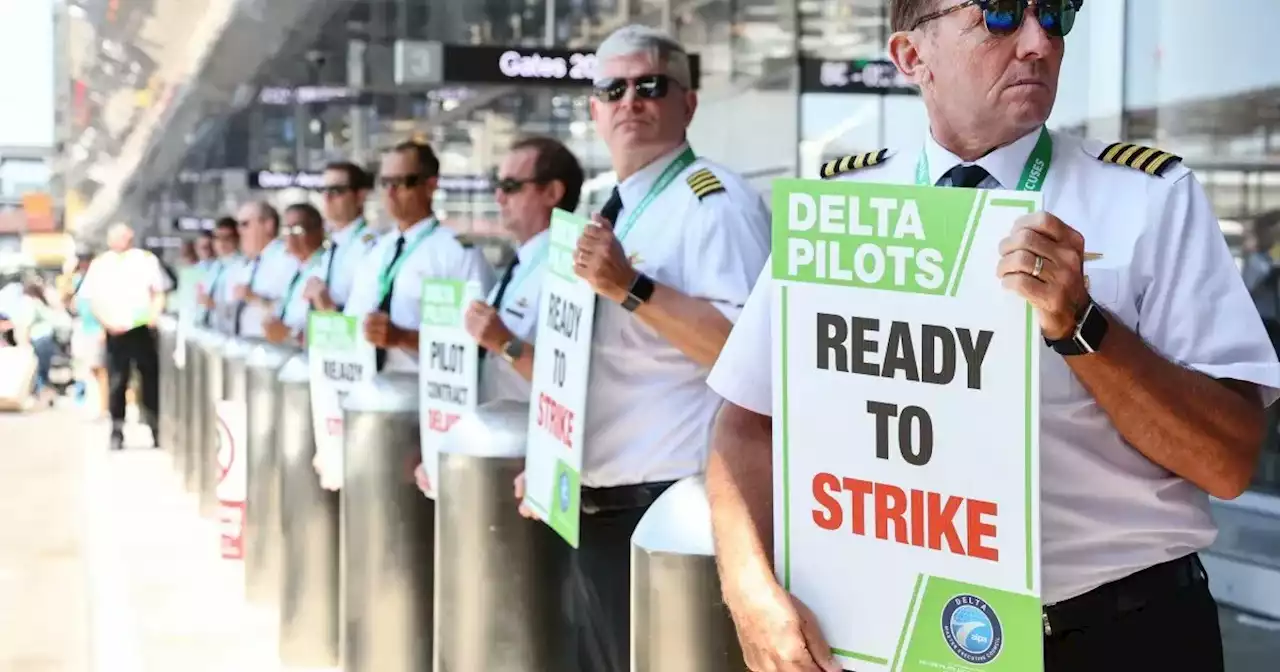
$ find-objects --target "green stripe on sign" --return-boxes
[891,573,926,671]
[770,179,981,296]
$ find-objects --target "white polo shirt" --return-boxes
[344,216,497,373]
[320,218,381,310]
[583,143,772,488]
[479,228,550,404]
[224,239,298,338]
[707,127,1280,604]
[80,247,172,331]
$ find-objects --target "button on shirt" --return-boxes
[224,239,299,338]
[343,217,497,373]
[706,127,1280,604]
[479,229,550,404]
[322,218,380,310]
[584,144,771,488]
[80,248,172,330]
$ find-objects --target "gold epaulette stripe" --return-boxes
[1098,142,1182,177]
[687,168,726,199]
[819,149,890,179]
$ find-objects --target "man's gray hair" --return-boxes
[595,25,693,90]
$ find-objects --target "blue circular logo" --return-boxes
[941,594,1003,665]
[557,470,571,512]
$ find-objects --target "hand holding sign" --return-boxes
[364,311,394,347]
[574,216,637,303]
[303,277,331,306]
[464,300,513,352]
[996,211,1088,340]
[728,578,840,672]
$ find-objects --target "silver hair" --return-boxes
[594,25,692,90]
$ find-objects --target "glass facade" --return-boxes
[125,0,1280,493]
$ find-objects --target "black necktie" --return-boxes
[233,257,261,336]
[375,235,407,372]
[600,187,623,226]
[479,256,522,363]
[945,164,992,189]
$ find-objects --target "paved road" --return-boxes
[1,405,1279,671]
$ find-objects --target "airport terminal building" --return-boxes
[57,0,1280,615]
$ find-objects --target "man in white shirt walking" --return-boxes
[80,223,172,450]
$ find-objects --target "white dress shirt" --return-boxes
[706,127,1280,604]
[321,218,380,310]
[80,248,172,330]
[583,143,772,488]
[224,239,298,338]
[479,228,550,404]
[343,217,497,372]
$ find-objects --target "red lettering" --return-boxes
[428,409,462,433]
[927,492,965,555]
[808,474,999,562]
[967,499,999,561]
[536,392,575,450]
[842,477,872,536]
[812,472,842,530]
[875,483,908,543]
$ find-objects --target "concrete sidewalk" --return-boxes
[82,418,283,672]
[0,408,90,672]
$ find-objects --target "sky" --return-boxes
[0,0,55,148]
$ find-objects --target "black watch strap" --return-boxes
[621,272,655,312]
[1044,300,1108,356]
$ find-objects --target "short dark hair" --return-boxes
[388,141,440,179]
[197,229,214,240]
[285,202,325,231]
[510,136,586,213]
[214,216,239,236]
[890,0,937,32]
[324,160,373,190]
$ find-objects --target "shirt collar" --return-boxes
[617,142,691,210]
[516,228,550,265]
[922,126,1045,189]
[329,217,365,243]
[398,215,437,241]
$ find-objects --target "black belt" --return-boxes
[1042,553,1207,637]
[580,480,676,515]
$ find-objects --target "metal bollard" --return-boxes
[182,331,205,494]
[277,352,340,668]
[219,337,255,560]
[157,316,176,456]
[435,400,566,671]
[244,341,294,608]
[197,329,228,519]
[631,476,747,672]
[341,372,434,672]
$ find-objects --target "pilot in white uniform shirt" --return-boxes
[278,248,328,337]
[224,238,298,338]
[316,217,380,311]
[479,228,548,403]
[584,142,771,488]
[343,216,496,372]
[707,126,1280,606]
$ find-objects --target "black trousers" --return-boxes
[1044,558,1223,671]
[563,503,651,672]
[105,326,159,434]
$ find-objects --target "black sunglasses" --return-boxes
[495,177,546,194]
[592,74,673,103]
[378,174,430,189]
[911,0,1082,37]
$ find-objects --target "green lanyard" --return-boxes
[916,126,1053,192]
[279,250,325,318]
[614,146,697,241]
[378,218,438,304]
[488,233,549,307]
